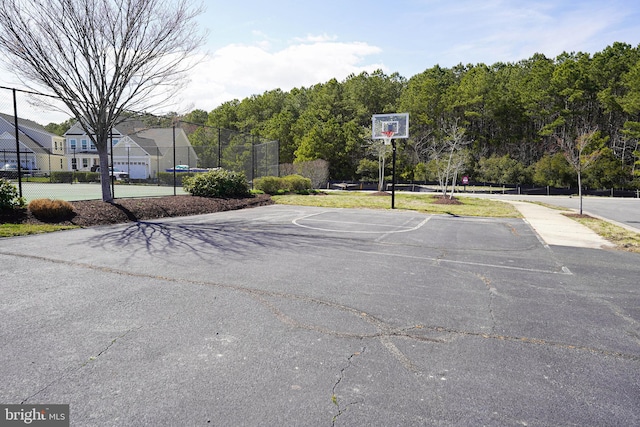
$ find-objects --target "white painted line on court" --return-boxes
[342,247,573,275]
[292,212,431,234]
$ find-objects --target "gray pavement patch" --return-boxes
[331,347,366,426]
[293,211,431,234]
[1,249,635,364]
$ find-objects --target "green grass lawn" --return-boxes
[272,192,520,217]
[0,223,77,238]
[565,214,640,253]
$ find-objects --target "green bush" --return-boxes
[253,176,283,194]
[254,175,312,195]
[28,198,75,222]
[75,172,100,183]
[0,178,25,209]
[51,171,74,183]
[282,174,312,192]
[183,169,250,198]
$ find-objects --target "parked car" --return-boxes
[92,166,129,181]
[0,163,19,178]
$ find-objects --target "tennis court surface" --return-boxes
[1,205,638,425]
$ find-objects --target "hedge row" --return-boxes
[253,174,312,195]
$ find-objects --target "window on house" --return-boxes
[112,138,119,146]
[81,139,88,150]
[70,139,77,150]
[71,158,77,170]
[90,141,96,150]
[82,158,88,168]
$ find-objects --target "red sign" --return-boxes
[462,176,469,185]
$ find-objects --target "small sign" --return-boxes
[462,176,469,185]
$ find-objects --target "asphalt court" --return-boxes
[292,209,431,234]
[289,207,568,276]
[1,205,639,426]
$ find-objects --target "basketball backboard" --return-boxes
[372,113,409,139]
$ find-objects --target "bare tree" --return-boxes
[427,120,472,198]
[0,0,205,201]
[362,138,392,191]
[556,128,603,215]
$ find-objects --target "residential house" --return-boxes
[64,119,198,180]
[0,112,66,173]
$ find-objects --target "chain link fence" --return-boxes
[179,121,279,182]
[0,86,279,202]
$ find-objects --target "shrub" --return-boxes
[254,175,312,195]
[76,172,100,183]
[183,169,250,198]
[0,178,25,209]
[50,171,74,183]
[282,174,312,192]
[28,198,75,222]
[253,176,283,195]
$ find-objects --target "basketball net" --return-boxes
[382,130,395,145]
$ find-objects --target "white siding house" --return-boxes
[0,113,66,173]
[64,120,198,179]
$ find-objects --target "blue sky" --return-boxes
[3,0,640,122]
[180,0,640,113]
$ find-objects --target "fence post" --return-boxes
[12,89,23,197]
[172,124,176,196]
[217,128,221,168]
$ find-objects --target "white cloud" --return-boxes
[177,38,384,113]
[292,33,338,43]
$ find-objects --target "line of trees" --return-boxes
[181,42,640,190]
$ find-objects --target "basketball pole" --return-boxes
[391,138,396,209]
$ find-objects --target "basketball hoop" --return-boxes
[371,113,409,210]
[382,130,395,145]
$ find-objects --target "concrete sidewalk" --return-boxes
[505,200,616,249]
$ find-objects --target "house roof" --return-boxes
[0,112,48,133]
[0,113,54,154]
[0,130,49,155]
[125,133,160,156]
[64,118,149,137]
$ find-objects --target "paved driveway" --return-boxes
[1,205,639,426]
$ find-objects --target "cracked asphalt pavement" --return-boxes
[1,205,639,426]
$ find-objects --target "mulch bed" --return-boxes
[0,194,273,227]
[432,195,463,205]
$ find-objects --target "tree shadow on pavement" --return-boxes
[86,219,343,260]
